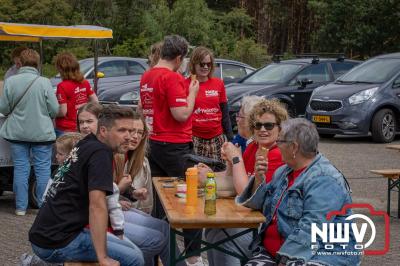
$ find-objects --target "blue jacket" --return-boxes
[236,154,361,266]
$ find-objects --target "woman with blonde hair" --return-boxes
[55,52,98,136]
[202,98,289,266]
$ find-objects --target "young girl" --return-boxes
[42,133,83,201]
[55,52,98,136]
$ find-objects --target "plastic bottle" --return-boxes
[186,167,198,206]
[204,172,217,215]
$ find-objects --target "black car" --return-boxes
[117,58,255,106]
[306,52,400,143]
[226,56,360,128]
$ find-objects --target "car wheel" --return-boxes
[280,101,296,118]
[28,173,39,209]
[319,133,335,139]
[371,109,396,143]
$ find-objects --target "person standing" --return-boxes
[186,46,233,162]
[29,105,144,266]
[139,35,201,265]
[139,35,199,177]
[0,49,59,215]
[3,46,28,80]
[54,52,98,136]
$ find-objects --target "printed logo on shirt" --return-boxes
[176,98,187,103]
[141,84,153,92]
[205,90,218,97]
[194,107,219,115]
[44,147,79,202]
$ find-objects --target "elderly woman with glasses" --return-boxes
[237,118,360,266]
[203,99,289,266]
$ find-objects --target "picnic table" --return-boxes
[385,144,400,151]
[153,177,266,266]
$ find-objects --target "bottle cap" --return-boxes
[207,172,215,178]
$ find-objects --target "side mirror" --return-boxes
[299,78,313,89]
[96,71,105,78]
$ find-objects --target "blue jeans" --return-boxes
[123,208,179,266]
[31,229,144,266]
[10,142,53,211]
[205,228,253,266]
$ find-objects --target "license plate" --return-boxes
[312,115,331,123]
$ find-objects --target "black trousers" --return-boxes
[149,140,202,256]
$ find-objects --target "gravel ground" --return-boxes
[0,135,399,265]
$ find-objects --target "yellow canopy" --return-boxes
[0,22,113,42]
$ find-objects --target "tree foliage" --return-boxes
[0,0,398,72]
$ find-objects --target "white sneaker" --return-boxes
[186,256,204,266]
[15,210,26,216]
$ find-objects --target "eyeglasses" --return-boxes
[235,114,245,120]
[276,139,293,145]
[199,62,212,68]
[131,129,145,138]
[253,122,278,130]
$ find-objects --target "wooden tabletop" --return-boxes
[153,177,266,229]
[370,169,400,178]
[385,144,400,151]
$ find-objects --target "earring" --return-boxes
[292,152,296,159]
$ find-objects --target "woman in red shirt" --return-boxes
[203,98,289,266]
[186,47,233,162]
[55,52,98,136]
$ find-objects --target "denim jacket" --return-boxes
[236,154,361,266]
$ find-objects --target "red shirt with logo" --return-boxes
[185,77,227,139]
[140,67,191,143]
[243,143,284,183]
[263,166,306,258]
[55,79,94,132]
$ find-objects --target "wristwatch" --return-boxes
[278,255,289,265]
[232,156,241,165]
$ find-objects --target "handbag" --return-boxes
[6,76,39,116]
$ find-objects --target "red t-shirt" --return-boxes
[55,79,94,132]
[185,77,227,139]
[243,142,284,183]
[263,166,306,258]
[140,67,192,143]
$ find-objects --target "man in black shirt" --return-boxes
[29,105,144,266]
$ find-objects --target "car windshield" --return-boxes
[337,58,400,83]
[243,63,302,84]
[79,59,95,74]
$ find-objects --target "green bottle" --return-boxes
[204,172,217,215]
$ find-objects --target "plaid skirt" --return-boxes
[192,134,226,162]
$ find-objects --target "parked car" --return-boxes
[226,56,360,129]
[306,52,400,143]
[118,58,255,105]
[50,56,149,102]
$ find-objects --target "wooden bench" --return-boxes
[64,263,99,266]
[370,169,400,218]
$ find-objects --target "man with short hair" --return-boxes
[139,35,201,265]
[4,46,28,80]
[29,105,144,266]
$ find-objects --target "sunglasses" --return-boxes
[199,62,212,68]
[253,122,278,130]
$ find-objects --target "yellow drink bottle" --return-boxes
[204,172,217,215]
